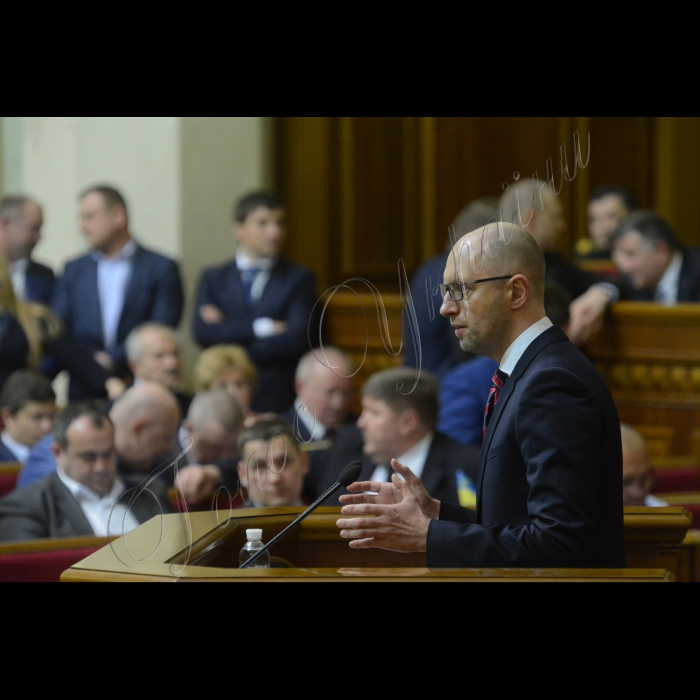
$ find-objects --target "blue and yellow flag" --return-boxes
[456,470,477,509]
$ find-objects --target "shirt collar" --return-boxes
[1,433,31,464]
[655,252,683,305]
[500,317,554,376]
[92,238,138,263]
[9,259,29,274]
[396,432,434,478]
[236,250,275,272]
[294,398,327,440]
[57,467,126,506]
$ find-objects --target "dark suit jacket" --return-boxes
[193,258,322,414]
[402,254,464,381]
[25,261,56,306]
[306,424,480,508]
[0,470,172,542]
[0,311,30,392]
[628,247,700,302]
[0,440,20,464]
[428,326,626,570]
[51,243,184,399]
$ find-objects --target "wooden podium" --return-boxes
[60,506,692,583]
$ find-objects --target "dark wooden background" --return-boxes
[274,117,700,294]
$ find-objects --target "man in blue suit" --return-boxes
[193,191,321,414]
[0,195,55,305]
[337,223,626,569]
[52,186,184,399]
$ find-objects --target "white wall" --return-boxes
[0,116,271,394]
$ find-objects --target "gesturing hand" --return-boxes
[339,460,441,520]
[336,463,433,553]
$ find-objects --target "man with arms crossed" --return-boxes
[337,223,626,569]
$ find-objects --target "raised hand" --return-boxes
[336,469,432,553]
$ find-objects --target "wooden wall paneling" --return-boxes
[275,117,335,295]
[419,117,438,263]
[654,117,700,247]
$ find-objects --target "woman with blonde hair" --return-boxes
[192,345,257,415]
[1,254,125,398]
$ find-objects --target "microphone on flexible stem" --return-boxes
[240,461,363,569]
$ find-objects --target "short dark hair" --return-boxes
[233,191,283,224]
[53,402,113,451]
[589,186,638,213]
[544,283,572,328]
[0,195,33,221]
[80,185,128,213]
[362,368,439,431]
[613,210,682,253]
[237,418,299,457]
[0,370,56,416]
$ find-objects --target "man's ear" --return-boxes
[300,451,310,477]
[50,442,62,460]
[131,416,149,440]
[509,275,531,310]
[112,203,128,230]
[1,408,12,426]
[398,409,420,437]
[237,460,249,488]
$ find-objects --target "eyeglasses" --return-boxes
[439,276,514,303]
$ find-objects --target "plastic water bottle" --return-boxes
[239,529,271,569]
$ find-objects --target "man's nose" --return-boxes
[440,293,458,317]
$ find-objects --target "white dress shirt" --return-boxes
[9,259,28,300]
[294,398,328,441]
[499,317,554,376]
[57,469,141,538]
[236,250,277,339]
[654,252,683,305]
[1,433,31,465]
[370,432,434,484]
[93,239,138,351]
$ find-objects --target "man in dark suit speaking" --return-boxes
[337,223,626,569]
[52,186,184,399]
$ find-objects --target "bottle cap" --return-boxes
[246,529,263,542]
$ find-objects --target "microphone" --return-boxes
[240,461,363,569]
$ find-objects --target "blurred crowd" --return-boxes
[0,180,694,542]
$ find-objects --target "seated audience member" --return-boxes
[575,186,638,271]
[281,347,356,445]
[306,367,480,507]
[0,195,55,305]
[52,185,184,399]
[0,370,56,465]
[237,418,310,509]
[499,178,626,346]
[403,198,498,380]
[125,322,191,417]
[0,402,172,542]
[175,390,246,506]
[438,283,572,448]
[192,344,261,425]
[0,254,124,399]
[612,210,700,303]
[193,191,322,414]
[17,382,181,490]
[620,424,668,507]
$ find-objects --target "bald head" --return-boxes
[441,224,547,362]
[295,347,354,432]
[450,223,546,301]
[187,390,245,434]
[499,178,565,253]
[620,424,653,507]
[110,382,181,471]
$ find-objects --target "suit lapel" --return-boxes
[420,436,442,497]
[49,473,95,537]
[119,246,144,339]
[475,326,569,519]
[85,258,104,341]
[256,260,286,315]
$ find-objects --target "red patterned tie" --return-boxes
[483,370,509,439]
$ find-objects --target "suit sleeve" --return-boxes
[193,270,256,348]
[50,268,72,328]
[247,271,320,364]
[150,259,185,329]
[428,367,605,569]
[0,493,50,542]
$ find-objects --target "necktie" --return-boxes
[241,267,262,307]
[483,369,509,439]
